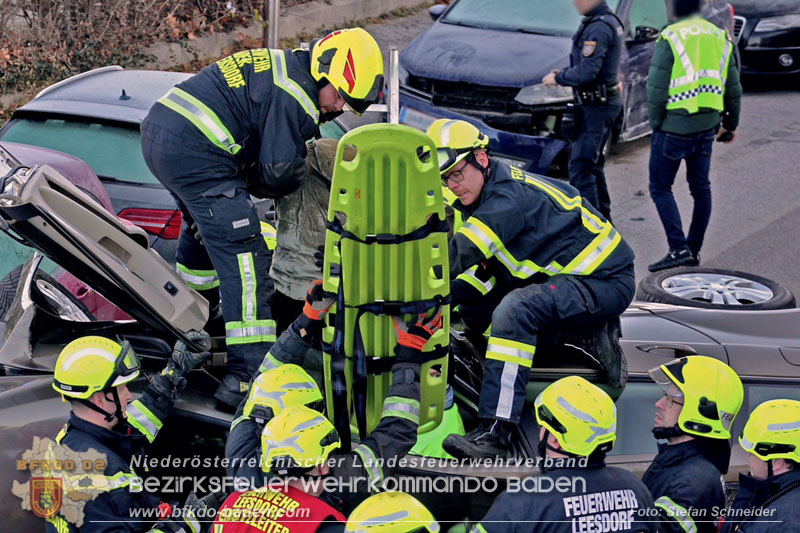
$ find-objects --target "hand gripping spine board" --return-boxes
[322,124,450,449]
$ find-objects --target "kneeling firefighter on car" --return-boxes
[423,119,636,460]
[140,27,384,408]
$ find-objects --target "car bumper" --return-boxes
[739,26,800,75]
[399,90,567,175]
[740,46,800,75]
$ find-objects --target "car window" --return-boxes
[442,0,621,37]
[608,382,662,456]
[0,117,159,185]
[745,383,800,415]
[627,0,669,36]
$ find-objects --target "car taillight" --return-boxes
[729,4,734,17]
[119,208,182,239]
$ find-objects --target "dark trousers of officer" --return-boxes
[141,108,275,377]
[460,266,634,423]
[569,104,621,220]
[649,129,716,256]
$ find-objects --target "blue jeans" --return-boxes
[649,129,716,255]
[568,104,621,220]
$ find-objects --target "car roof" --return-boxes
[17,67,192,124]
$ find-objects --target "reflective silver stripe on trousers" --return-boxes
[127,404,158,438]
[495,361,519,420]
[240,253,255,321]
[177,270,218,286]
[226,325,276,339]
[487,343,535,363]
[163,90,238,152]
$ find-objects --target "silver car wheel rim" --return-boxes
[660,273,774,305]
[36,279,91,321]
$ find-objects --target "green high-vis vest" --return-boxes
[660,16,733,114]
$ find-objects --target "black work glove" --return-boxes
[392,307,444,364]
[165,330,212,377]
[314,244,325,271]
[293,280,335,347]
[150,371,187,403]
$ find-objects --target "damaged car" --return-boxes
[2,141,800,529]
[399,0,736,175]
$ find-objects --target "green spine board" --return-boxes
[322,123,450,435]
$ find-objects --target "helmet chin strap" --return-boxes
[538,429,580,473]
[79,388,125,425]
[652,424,685,440]
[467,153,491,183]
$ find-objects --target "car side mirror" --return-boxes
[429,4,447,21]
[628,25,661,43]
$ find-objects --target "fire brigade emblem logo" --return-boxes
[30,477,63,518]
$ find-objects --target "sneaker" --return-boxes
[214,373,250,408]
[442,419,512,459]
[648,248,698,272]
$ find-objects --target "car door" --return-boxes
[618,0,670,140]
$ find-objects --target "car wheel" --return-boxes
[636,267,796,310]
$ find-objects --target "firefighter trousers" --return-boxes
[460,266,634,423]
[141,112,275,377]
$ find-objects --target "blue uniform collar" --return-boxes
[67,412,141,459]
[656,438,731,474]
[584,1,611,19]
[736,468,800,510]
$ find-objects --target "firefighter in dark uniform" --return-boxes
[425,119,635,460]
[543,0,624,220]
[469,376,658,533]
[44,334,210,533]
[140,29,384,407]
[721,399,800,532]
[221,281,442,519]
[644,356,744,532]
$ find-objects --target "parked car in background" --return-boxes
[0,67,190,263]
[399,0,735,175]
[730,0,800,75]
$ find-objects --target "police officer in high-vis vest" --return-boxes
[542,0,624,220]
[140,29,384,407]
[469,377,658,533]
[646,0,741,272]
[426,119,636,460]
[644,356,744,532]
[44,334,210,532]
[721,399,800,532]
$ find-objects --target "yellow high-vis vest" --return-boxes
[660,16,733,114]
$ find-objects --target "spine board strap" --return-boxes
[326,214,449,246]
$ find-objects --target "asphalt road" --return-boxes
[364,8,800,297]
